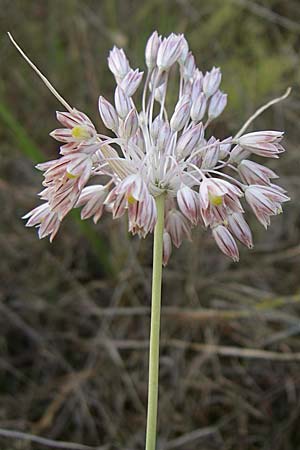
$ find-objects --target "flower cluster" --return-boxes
[24,31,289,265]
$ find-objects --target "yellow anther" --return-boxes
[66,171,78,179]
[209,193,223,206]
[71,126,90,140]
[127,194,137,204]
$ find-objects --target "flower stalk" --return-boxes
[145,193,165,450]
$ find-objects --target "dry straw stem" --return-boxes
[0,427,107,450]
[7,32,73,112]
[108,339,300,362]
[75,292,300,322]
[234,86,291,139]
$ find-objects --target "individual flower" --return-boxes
[75,185,108,223]
[212,225,239,262]
[202,67,222,98]
[245,184,289,228]
[236,131,284,158]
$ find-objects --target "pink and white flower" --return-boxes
[236,131,284,158]
[212,225,239,262]
[245,184,289,228]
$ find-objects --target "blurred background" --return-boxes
[1,0,300,449]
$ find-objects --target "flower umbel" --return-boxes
[16,31,289,263]
[11,30,290,450]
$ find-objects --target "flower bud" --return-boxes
[229,145,251,164]
[129,128,145,153]
[183,52,196,81]
[124,108,139,139]
[108,46,130,83]
[165,209,192,248]
[176,123,204,158]
[208,90,227,119]
[145,31,161,70]
[201,137,220,169]
[177,185,200,225]
[98,96,119,132]
[149,68,167,92]
[212,225,239,262]
[120,69,143,97]
[170,95,191,132]
[163,231,172,266]
[238,160,278,185]
[191,75,203,102]
[203,67,222,98]
[157,121,171,151]
[154,82,167,103]
[190,92,207,122]
[157,34,183,71]
[151,116,164,142]
[219,138,232,159]
[178,35,189,65]
[114,86,132,119]
[227,213,253,249]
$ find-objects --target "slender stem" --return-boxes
[145,194,165,450]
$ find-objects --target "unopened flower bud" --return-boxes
[114,86,132,119]
[165,209,192,248]
[178,35,189,65]
[157,121,171,151]
[149,68,167,92]
[208,90,227,119]
[108,46,130,83]
[170,95,191,132]
[201,137,220,169]
[121,69,143,97]
[151,116,164,142]
[163,231,172,266]
[98,96,119,132]
[212,225,239,262]
[124,109,139,139]
[157,34,183,71]
[227,213,253,249]
[176,123,204,158]
[190,92,207,122]
[130,128,145,153]
[177,185,200,225]
[191,75,203,102]
[183,52,196,81]
[145,31,161,70]
[219,138,232,159]
[229,145,251,164]
[154,82,167,103]
[203,67,222,98]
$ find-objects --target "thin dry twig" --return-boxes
[234,87,291,139]
[106,339,300,362]
[230,0,300,33]
[0,428,107,450]
[7,32,73,112]
[163,426,220,449]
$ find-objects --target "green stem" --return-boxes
[145,194,165,450]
